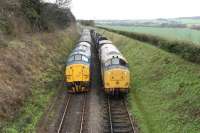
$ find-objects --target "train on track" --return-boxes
[91,31,130,94]
[64,29,92,93]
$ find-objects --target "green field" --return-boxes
[101,25,200,44]
[178,19,200,24]
[97,28,200,133]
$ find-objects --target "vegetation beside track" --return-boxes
[1,27,79,133]
[97,28,200,133]
[0,0,77,132]
[98,26,200,64]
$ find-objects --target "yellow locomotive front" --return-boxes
[104,68,130,93]
[66,64,90,82]
[65,62,90,92]
[102,57,130,94]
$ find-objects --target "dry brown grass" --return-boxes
[0,25,78,123]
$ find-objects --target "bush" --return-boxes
[40,3,75,31]
[0,0,76,34]
[21,0,75,31]
[0,19,13,35]
[98,26,200,64]
[79,20,95,26]
[21,0,42,31]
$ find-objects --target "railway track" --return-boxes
[57,93,87,133]
[104,96,135,133]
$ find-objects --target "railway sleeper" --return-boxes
[111,104,124,107]
[113,129,133,133]
[111,110,126,113]
[112,121,130,124]
[113,117,128,119]
[111,107,125,110]
[111,113,128,117]
[112,116,129,120]
[113,122,130,126]
[111,111,127,114]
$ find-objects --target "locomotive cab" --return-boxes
[103,57,130,93]
[65,54,90,92]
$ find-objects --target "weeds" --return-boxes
[0,28,78,133]
[3,68,60,133]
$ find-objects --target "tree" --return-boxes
[56,0,71,8]
[79,20,95,26]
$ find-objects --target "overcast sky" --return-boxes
[45,0,200,20]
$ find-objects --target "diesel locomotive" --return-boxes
[64,29,92,93]
[92,32,130,94]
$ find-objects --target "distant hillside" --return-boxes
[96,16,200,30]
[96,19,185,28]
[177,16,200,19]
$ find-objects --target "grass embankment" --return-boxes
[97,29,200,133]
[98,26,200,64]
[0,27,78,133]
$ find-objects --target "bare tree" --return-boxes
[56,0,71,8]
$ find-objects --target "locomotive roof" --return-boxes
[99,40,112,45]
[79,35,92,44]
[98,36,108,41]
[82,29,90,33]
[73,46,90,54]
[78,29,92,43]
[76,42,91,48]
[100,44,127,63]
[69,50,91,58]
